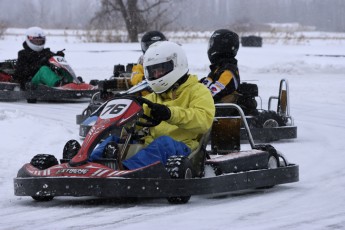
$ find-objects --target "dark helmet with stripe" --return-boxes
[141,31,167,53]
[207,29,239,64]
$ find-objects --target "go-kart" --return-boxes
[14,96,299,204]
[0,55,98,103]
[0,59,23,101]
[235,78,297,142]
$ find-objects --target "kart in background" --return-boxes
[233,79,297,142]
[0,55,98,103]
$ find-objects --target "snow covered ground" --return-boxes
[1,32,345,230]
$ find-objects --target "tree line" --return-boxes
[1,0,344,42]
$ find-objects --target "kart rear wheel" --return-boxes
[165,156,193,204]
[257,155,278,189]
[251,111,287,141]
[253,111,286,126]
[268,155,279,169]
[30,154,58,202]
[256,145,280,189]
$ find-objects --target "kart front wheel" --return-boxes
[30,154,58,201]
[62,140,81,160]
[30,154,58,170]
[165,156,193,204]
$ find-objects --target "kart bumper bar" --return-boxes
[14,165,298,198]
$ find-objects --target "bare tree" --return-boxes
[91,0,175,42]
[0,21,7,39]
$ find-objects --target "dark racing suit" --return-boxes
[201,58,240,103]
[14,42,56,89]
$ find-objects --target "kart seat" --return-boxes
[118,130,211,177]
[188,129,211,177]
[211,116,241,153]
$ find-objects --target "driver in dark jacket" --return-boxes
[201,29,240,103]
[14,26,65,89]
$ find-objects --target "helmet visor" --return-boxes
[146,60,174,81]
[28,36,46,46]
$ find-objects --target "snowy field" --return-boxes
[1,31,345,230]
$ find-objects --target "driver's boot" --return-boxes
[103,141,122,170]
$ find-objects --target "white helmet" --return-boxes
[143,41,188,94]
[25,27,46,52]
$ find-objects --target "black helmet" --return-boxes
[141,31,167,53]
[207,29,239,64]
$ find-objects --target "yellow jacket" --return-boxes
[142,75,215,151]
[131,63,144,86]
[131,61,150,96]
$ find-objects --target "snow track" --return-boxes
[1,35,345,230]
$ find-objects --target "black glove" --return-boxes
[136,97,171,122]
[56,50,65,57]
[150,103,171,122]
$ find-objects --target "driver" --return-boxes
[200,29,241,103]
[89,41,215,170]
[13,26,69,89]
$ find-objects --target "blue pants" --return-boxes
[89,136,191,170]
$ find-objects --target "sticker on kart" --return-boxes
[99,98,133,119]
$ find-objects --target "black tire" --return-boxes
[165,156,193,204]
[257,154,278,189]
[256,145,279,189]
[62,140,81,160]
[251,110,287,128]
[32,196,55,202]
[30,154,58,202]
[30,154,58,170]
